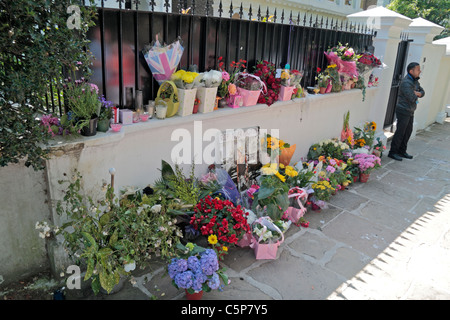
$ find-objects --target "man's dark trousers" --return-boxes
[390,110,414,156]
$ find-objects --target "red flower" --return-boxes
[317,67,321,73]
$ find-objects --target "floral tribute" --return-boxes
[168,242,228,294]
[189,196,251,258]
[252,60,280,106]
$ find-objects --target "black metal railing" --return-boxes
[45,0,375,112]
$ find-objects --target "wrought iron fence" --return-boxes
[45,0,375,112]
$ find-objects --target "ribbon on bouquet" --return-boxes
[287,187,308,217]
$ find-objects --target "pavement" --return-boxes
[71,118,450,300]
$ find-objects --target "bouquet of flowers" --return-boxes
[252,60,280,106]
[189,196,251,258]
[316,70,330,88]
[168,242,228,294]
[217,57,246,98]
[353,121,376,149]
[171,69,201,89]
[307,138,350,160]
[199,70,223,88]
[311,179,335,201]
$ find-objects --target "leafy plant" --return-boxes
[53,170,183,294]
[0,0,97,170]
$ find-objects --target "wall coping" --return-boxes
[46,87,379,152]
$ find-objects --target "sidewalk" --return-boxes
[77,118,450,300]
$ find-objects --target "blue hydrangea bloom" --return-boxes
[207,272,220,290]
[187,256,200,273]
[200,251,219,276]
[174,271,194,289]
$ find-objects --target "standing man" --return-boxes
[388,62,425,161]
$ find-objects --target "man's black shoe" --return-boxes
[388,153,403,161]
[399,153,413,159]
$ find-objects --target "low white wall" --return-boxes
[45,87,379,206]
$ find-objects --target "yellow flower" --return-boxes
[318,156,325,162]
[182,72,195,84]
[208,234,218,245]
[281,71,290,79]
[327,64,337,69]
[261,163,278,175]
[171,70,186,80]
[275,171,286,182]
[222,246,228,252]
[285,166,298,177]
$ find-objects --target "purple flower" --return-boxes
[187,256,201,273]
[207,272,220,290]
[200,250,219,276]
[174,271,194,289]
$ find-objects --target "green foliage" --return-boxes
[387,0,450,40]
[54,170,183,294]
[251,175,289,221]
[0,0,97,170]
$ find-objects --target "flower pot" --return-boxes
[177,88,197,117]
[319,86,327,94]
[352,175,359,183]
[197,87,218,113]
[278,86,295,101]
[97,118,110,132]
[359,172,370,183]
[185,289,203,300]
[236,87,260,106]
[110,123,122,132]
[80,118,98,137]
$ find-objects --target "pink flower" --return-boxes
[222,71,230,82]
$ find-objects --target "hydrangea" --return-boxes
[174,271,194,289]
[187,256,201,273]
[168,246,224,293]
[207,272,220,290]
[200,250,219,276]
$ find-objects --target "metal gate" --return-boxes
[383,34,413,130]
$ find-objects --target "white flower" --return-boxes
[124,261,136,272]
[150,204,162,214]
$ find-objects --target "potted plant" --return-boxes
[45,170,184,295]
[97,96,113,132]
[315,69,330,94]
[64,77,101,136]
[353,153,381,183]
[189,195,251,259]
[167,242,228,300]
[197,70,222,113]
[171,69,200,117]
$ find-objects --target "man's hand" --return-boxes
[414,91,422,98]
